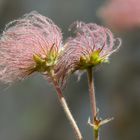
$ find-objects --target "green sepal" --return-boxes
[33,54,47,72]
[33,49,59,73]
[79,50,109,69]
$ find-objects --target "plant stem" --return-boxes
[87,67,97,121]
[87,67,99,140]
[94,127,99,140]
[52,78,83,140]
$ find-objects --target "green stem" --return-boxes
[94,127,99,140]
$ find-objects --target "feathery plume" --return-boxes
[0,11,62,84]
[56,22,121,86]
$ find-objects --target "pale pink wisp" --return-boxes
[0,11,62,84]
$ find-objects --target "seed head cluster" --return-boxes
[0,11,121,85]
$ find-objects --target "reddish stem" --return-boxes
[52,78,83,140]
[87,67,99,140]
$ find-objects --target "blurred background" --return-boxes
[0,0,140,140]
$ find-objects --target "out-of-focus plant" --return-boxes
[97,0,140,31]
[0,11,121,140]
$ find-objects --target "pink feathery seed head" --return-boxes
[98,0,140,31]
[56,21,121,87]
[0,11,63,84]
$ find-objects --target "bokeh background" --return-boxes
[0,0,140,140]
